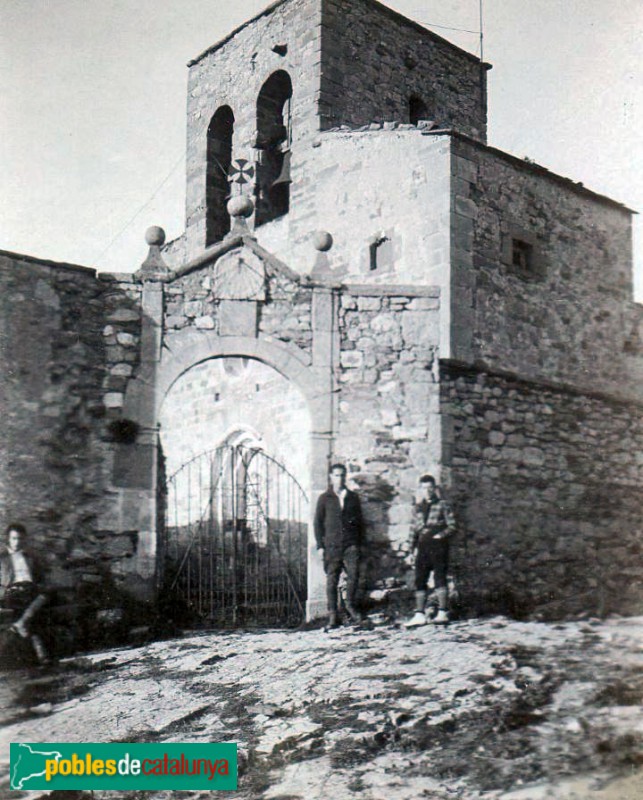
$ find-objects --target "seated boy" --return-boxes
[1,523,48,663]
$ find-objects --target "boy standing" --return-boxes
[314,464,364,628]
[405,475,456,627]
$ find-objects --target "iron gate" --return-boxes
[162,445,308,627]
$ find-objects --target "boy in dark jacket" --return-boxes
[314,464,364,627]
[1,523,49,662]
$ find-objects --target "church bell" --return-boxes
[271,150,292,188]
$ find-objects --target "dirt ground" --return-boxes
[1,615,642,799]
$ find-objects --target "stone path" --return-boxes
[1,615,642,799]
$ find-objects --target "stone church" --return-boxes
[1,0,642,631]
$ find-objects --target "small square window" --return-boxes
[503,229,545,281]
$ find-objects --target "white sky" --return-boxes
[1,0,641,300]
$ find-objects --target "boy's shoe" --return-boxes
[10,621,29,639]
[433,609,450,625]
[404,611,427,628]
[345,604,363,624]
[324,614,341,632]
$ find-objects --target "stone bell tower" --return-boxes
[177,0,487,265]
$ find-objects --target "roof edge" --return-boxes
[188,0,288,66]
[442,358,643,411]
[0,248,97,276]
[188,0,487,68]
[424,130,636,214]
[358,0,486,67]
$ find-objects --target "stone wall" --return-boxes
[335,285,441,586]
[449,134,641,401]
[98,274,143,418]
[320,0,486,140]
[441,361,643,618]
[162,248,314,353]
[0,252,146,614]
[257,130,452,294]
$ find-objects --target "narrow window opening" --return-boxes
[512,238,533,272]
[369,236,392,271]
[255,70,293,227]
[206,106,235,246]
[409,94,429,125]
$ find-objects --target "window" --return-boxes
[502,229,545,281]
[255,71,293,227]
[206,106,235,246]
[409,94,429,125]
[369,236,393,271]
[512,238,533,272]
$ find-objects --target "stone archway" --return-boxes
[159,356,311,627]
[155,332,332,620]
[118,316,335,619]
[116,222,342,619]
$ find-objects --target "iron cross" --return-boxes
[229,159,255,186]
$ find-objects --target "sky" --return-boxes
[1,0,641,299]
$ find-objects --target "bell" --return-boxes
[271,150,292,187]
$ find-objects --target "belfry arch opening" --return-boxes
[206,105,235,246]
[255,70,292,227]
[158,356,310,628]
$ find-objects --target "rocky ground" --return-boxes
[0,614,642,800]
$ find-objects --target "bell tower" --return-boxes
[183,0,487,261]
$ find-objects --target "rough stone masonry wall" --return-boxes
[0,253,144,612]
[98,274,143,419]
[449,135,641,401]
[335,286,441,587]
[441,362,643,618]
[185,0,322,258]
[320,0,486,140]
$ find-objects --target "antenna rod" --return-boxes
[479,0,484,63]
[479,0,485,102]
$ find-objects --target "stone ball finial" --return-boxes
[145,226,166,247]
[228,195,254,219]
[313,231,333,252]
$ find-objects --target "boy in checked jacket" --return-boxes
[404,475,456,627]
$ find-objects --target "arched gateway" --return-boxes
[159,357,311,626]
[119,213,339,623]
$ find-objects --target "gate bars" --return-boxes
[163,445,308,628]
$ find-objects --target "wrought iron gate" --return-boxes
[162,445,308,628]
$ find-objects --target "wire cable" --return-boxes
[93,150,185,268]
[421,21,480,35]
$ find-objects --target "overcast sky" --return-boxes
[1,0,641,299]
